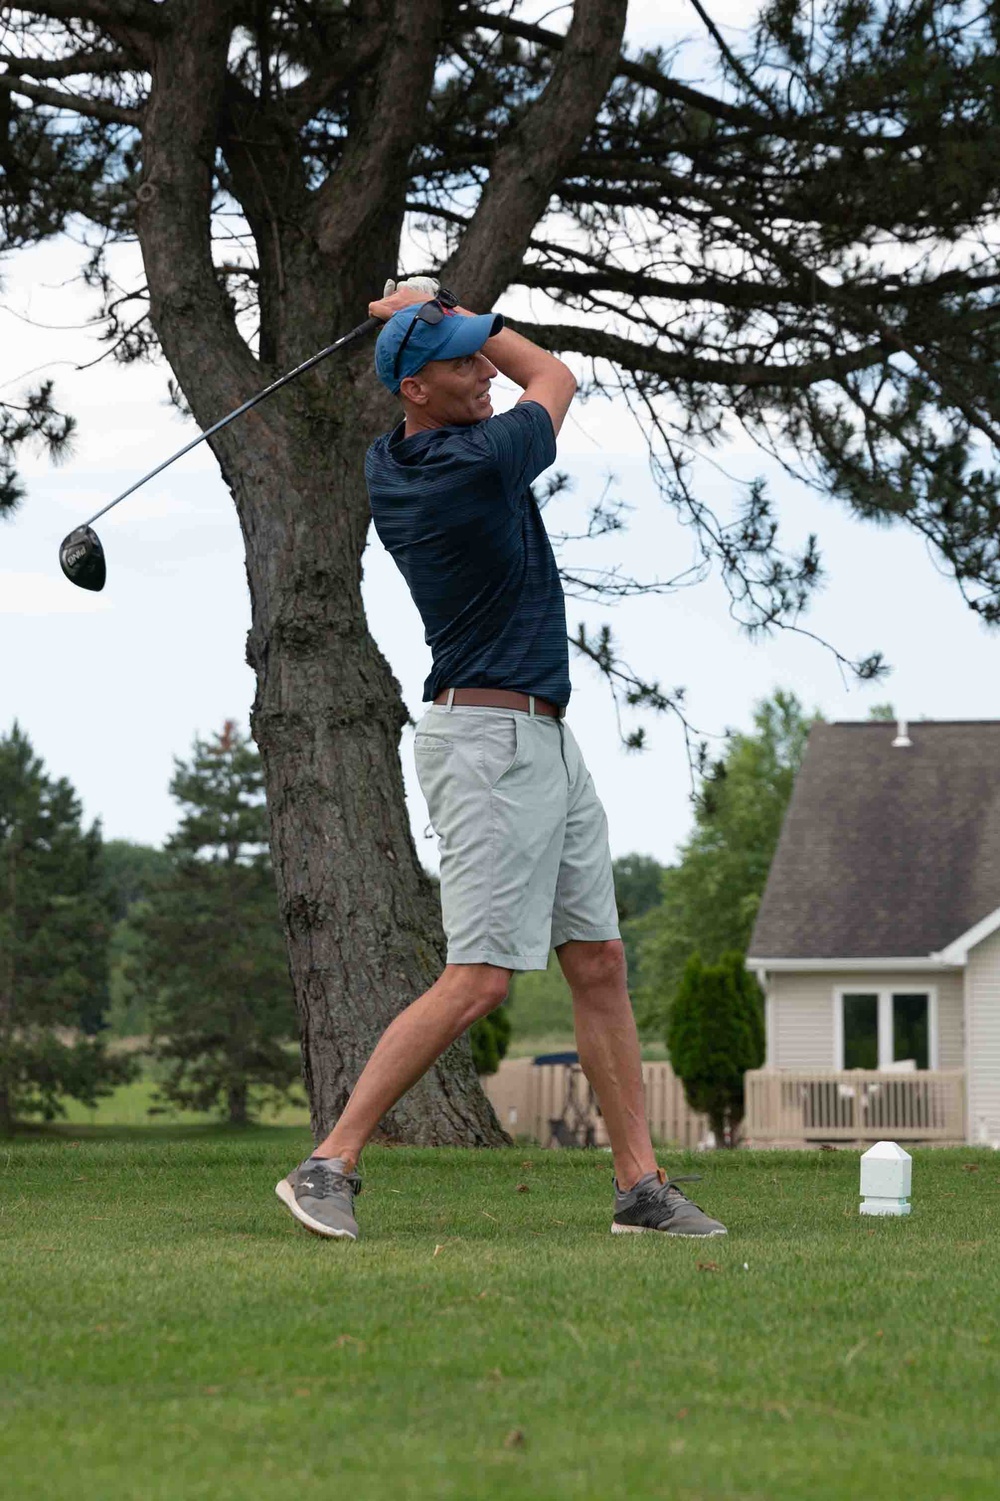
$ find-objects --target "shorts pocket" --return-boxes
[483,715,521,790]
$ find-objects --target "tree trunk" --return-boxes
[211,371,507,1146]
[227,1080,249,1127]
[130,3,506,1145]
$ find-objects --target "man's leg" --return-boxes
[555,937,657,1190]
[311,962,512,1168]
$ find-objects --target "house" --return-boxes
[746,720,1000,1146]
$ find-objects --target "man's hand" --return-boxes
[369,275,440,323]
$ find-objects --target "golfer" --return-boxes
[276,279,727,1242]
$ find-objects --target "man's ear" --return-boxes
[399,374,428,406]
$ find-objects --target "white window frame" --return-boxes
[832,987,939,1070]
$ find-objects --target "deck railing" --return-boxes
[483,1058,709,1149]
[744,1068,966,1146]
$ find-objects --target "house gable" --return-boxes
[748,721,1000,963]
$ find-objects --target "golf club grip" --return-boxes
[81,315,382,529]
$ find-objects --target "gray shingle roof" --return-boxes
[748,722,1000,960]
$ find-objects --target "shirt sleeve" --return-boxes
[475,401,557,506]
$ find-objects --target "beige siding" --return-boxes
[966,929,1000,1142]
[768,972,835,1067]
[766,969,964,1071]
[936,973,965,1070]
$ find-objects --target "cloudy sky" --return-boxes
[2,0,997,876]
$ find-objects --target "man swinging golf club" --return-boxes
[275,278,727,1242]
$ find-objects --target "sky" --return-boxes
[2,1,998,876]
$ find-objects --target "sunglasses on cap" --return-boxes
[392,288,460,384]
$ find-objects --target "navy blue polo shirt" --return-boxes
[365,400,571,708]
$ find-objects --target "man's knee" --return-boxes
[557,937,627,988]
[441,961,511,1021]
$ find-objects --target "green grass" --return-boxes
[2,1134,998,1500]
[58,1074,312,1129]
[59,1051,672,1128]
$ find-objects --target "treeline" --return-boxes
[0,717,508,1133]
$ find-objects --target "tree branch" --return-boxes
[7,1,168,31]
[282,19,389,128]
[0,70,141,125]
[0,48,131,79]
[444,0,629,309]
[459,4,758,127]
[503,318,892,389]
[311,0,445,279]
[134,0,260,427]
[686,0,778,117]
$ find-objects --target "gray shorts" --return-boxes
[413,698,621,971]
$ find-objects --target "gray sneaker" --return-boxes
[275,1156,361,1240]
[612,1169,727,1238]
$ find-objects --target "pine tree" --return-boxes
[131,720,301,1125]
[0,721,136,1132]
[666,952,765,1147]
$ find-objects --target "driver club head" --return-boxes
[59,525,106,591]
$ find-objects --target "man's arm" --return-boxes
[459,307,577,437]
[368,284,577,435]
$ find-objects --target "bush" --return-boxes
[470,1006,511,1075]
[666,951,764,1146]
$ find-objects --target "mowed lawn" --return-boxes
[2,1134,998,1501]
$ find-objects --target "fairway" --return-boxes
[2,1134,998,1500]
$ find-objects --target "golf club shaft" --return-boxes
[81,315,381,529]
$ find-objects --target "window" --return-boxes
[892,993,929,1070]
[835,989,936,1070]
[843,993,878,1070]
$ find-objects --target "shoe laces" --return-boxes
[650,1168,703,1207]
[302,1161,362,1200]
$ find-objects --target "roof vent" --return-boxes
[892,717,912,748]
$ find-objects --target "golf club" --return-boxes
[58,295,450,591]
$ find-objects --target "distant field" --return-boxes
[66,1029,666,1128]
[2,1134,998,1500]
[58,1074,312,1129]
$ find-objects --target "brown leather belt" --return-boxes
[432,687,565,720]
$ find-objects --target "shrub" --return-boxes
[666,951,764,1146]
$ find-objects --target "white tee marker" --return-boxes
[860,1141,912,1216]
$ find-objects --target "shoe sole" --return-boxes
[274,1178,357,1240]
[611,1222,727,1237]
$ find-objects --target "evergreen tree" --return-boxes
[613,853,669,982]
[98,841,173,1038]
[666,952,765,1147]
[131,720,301,1125]
[470,1005,511,1077]
[633,690,820,1032]
[99,840,173,925]
[0,721,136,1132]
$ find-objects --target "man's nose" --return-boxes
[476,354,498,378]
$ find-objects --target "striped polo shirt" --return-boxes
[365,400,571,709]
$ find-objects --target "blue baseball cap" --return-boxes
[375,304,504,395]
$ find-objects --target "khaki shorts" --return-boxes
[413,700,621,971]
